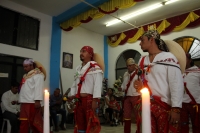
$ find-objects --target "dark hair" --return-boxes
[190,60,194,67]
[186,53,194,67]
[55,88,60,91]
[108,88,114,93]
[33,62,36,68]
[11,81,20,87]
[186,53,191,59]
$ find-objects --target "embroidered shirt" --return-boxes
[19,69,44,103]
[70,61,103,98]
[139,52,184,107]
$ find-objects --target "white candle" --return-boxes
[44,89,50,133]
[140,88,151,133]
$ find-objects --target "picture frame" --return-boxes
[62,52,73,69]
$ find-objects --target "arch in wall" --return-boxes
[115,49,141,80]
[174,36,200,66]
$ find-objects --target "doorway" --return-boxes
[0,54,25,99]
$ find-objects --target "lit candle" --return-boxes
[44,89,49,133]
[140,88,151,133]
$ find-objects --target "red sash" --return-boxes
[74,63,101,133]
[122,71,137,125]
[76,63,100,98]
[139,56,179,133]
[125,71,137,95]
[184,82,199,126]
[139,56,152,96]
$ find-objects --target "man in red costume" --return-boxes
[134,30,185,133]
[180,53,200,133]
[19,59,45,133]
[119,58,140,133]
[69,46,103,133]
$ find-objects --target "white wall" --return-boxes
[0,0,52,88]
[108,26,200,87]
[61,26,104,93]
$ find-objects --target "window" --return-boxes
[174,36,200,66]
[174,37,200,59]
[0,6,40,50]
[115,49,141,79]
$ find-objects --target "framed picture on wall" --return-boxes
[63,52,73,69]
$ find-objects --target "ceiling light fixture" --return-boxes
[165,0,179,5]
[106,3,163,27]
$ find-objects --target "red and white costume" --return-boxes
[121,71,140,133]
[19,68,44,133]
[139,52,184,133]
[70,61,103,133]
[181,66,200,133]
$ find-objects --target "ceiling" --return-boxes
[9,0,200,36]
[9,0,82,16]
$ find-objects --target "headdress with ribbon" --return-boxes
[142,30,169,52]
[81,46,94,60]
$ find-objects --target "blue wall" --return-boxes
[50,17,61,93]
[104,36,108,78]
[50,0,109,93]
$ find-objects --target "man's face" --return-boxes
[11,86,18,94]
[107,89,113,95]
[80,49,92,61]
[127,64,136,73]
[54,90,60,97]
[23,64,33,73]
[140,36,152,52]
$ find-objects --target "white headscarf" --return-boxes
[23,59,34,65]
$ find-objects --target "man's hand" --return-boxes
[35,100,41,108]
[168,109,180,125]
[133,79,143,92]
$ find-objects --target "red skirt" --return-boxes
[74,95,101,133]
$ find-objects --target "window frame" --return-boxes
[0,6,40,50]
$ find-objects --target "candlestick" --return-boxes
[140,88,151,133]
[44,89,49,133]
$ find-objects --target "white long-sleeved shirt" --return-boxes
[183,66,200,104]
[139,52,184,107]
[1,90,20,114]
[19,74,44,103]
[121,71,140,96]
[70,61,103,98]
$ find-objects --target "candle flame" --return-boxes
[44,89,48,93]
[140,88,149,93]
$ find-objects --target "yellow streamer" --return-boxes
[107,11,200,47]
[60,0,138,30]
[127,27,144,43]
[173,12,200,32]
[107,33,126,47]
[157,19,171,34]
